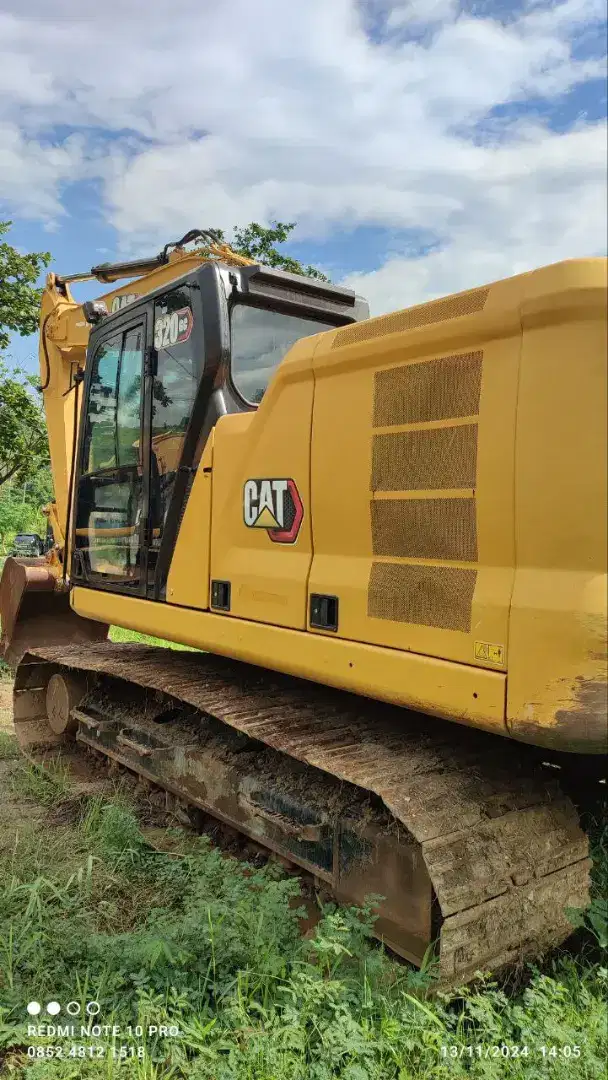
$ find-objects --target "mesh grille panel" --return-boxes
[373,351,483,427]
[371,498,477,562]
[332,289,489,349]
[372,425,477,491]
[368,562,476,631]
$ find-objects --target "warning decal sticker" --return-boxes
[474,641,505,665]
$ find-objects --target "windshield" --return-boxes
[230,304,336,404]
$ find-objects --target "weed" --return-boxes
[0,789,606,1079]
[82,800,152,864]
[108,627,195,651]
[0,730,19,760]
[0,721,606,1078]
[9,758,72,806]
[567,821,608,951]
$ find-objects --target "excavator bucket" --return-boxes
[0,557,108,668]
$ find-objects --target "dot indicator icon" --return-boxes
[47,1001,61,1016]
[27,1002,41,1016]
[66,1001,81,1016]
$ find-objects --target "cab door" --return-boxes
[145,282,201,596]
[74,277,205,597]
[73,318,147,592]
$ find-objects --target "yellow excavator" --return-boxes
[1,228,606,983]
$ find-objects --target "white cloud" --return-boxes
[0,0,605,305]
[384,0,460,28]
[343,121,607,310]
[0,123,83,221]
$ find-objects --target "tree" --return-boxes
[221,221,330,281]
[0,222,51,494]
[0,220,51,350]
[0,361,49,490]
[0,465,53,550]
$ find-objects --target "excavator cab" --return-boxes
[70,262,367,601]
[0,253,367,664]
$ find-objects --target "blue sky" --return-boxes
[1,0,606,375]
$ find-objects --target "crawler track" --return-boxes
[14,643,590,983]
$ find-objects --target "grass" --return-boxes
[108,627,196,651]
[0,632,605,1077]
[0,724,606,1079]
[0,729,19,759]
[8,758,73,806]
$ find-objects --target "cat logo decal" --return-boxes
[243,479,303,544]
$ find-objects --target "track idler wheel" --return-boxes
[46,673,87,736]
[12,656,89,763]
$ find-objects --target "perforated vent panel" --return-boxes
[371,498,477,562]
[332,290,489,349]
[373,351,482,427]
[372,425,477,492]
[368,562,476,632]
[363,333,483,632]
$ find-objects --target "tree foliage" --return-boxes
[221,221,330,281]
[0,220,51,350]
[0,222,51,496]
[0,361,49,489]
[0,466,52,548]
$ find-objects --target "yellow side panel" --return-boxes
[308,274,526,670]
[71,586,506,733]
[166,434,214,609]
[208,336,317,629]
[507,259,608,751]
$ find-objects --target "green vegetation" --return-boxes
[0,222,51,503]
[0,363,49,516]
[0,221,53,548]
[0,715,605,1078]
[108,627,197,652]
[8,758,73,807]
[0,728,19,758]
[224,220,330,281]
[0,468,53,553]
[0,221,51,352]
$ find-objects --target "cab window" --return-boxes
[150,285,199,531]
[76,323,145,585]
[230,305,336,404]
[84,327,144,473]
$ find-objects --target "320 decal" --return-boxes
[154,307,193,350]
[243,478,304,544]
